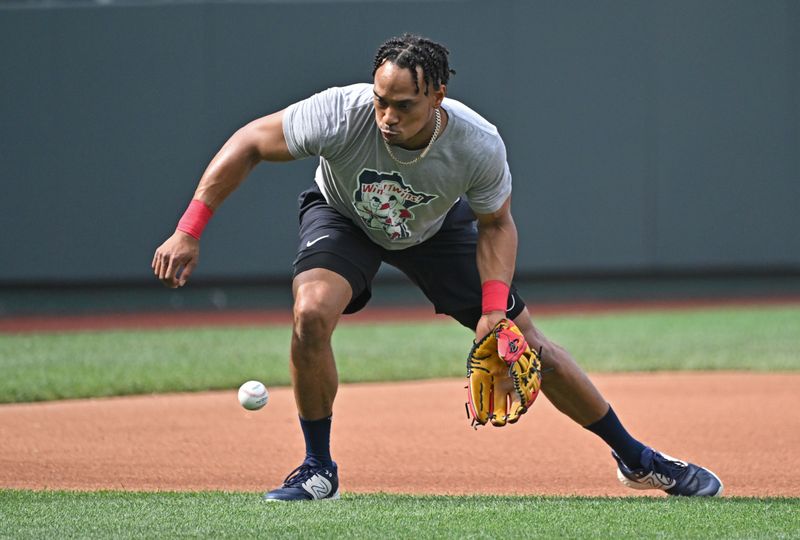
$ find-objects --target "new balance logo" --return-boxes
[639,472,677,489]
[306,235,330,247]
[302,474,333,499]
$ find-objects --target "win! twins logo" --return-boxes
[352,169,437,241]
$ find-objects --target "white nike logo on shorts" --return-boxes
[306,235,330,247]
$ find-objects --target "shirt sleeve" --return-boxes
[464,133,513,215]
[282,87,347,160]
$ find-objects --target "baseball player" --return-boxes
[152,34,722,500]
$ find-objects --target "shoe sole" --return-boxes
[262,489,341,502]
[617,469,724,497]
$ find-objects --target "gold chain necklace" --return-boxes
[382,108,442,166]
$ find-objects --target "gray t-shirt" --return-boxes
[282,83,512,250]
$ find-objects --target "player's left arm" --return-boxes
[474,195,517,340]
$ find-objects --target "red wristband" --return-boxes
[177,199,214,240]
[481,280,510,314]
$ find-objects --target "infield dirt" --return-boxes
[1,372,798,496]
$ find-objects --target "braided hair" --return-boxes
[372,33,456,95]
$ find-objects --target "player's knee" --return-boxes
[292,299,337,344]
[535,341,565,373]
[515,313,567,374]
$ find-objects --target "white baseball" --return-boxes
[238,380,269,411]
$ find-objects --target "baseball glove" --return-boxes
[466,319,542,427]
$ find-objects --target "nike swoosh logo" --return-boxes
[306,235,330,247]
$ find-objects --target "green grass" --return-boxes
[0,306,798,403]
[540,305,800,371]
[2,306,799,537]
[0,491,798,539]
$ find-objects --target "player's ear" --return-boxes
[433,84,446,107]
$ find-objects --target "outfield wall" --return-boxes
[2,0,798,284]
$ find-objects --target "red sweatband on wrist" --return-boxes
[481,280,510,314]
[177,199,214,240]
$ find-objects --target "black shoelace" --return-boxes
[281,463,317,487]
[650,454,688,481]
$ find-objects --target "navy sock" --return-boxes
[299,415,333,466]
[584,406,646,469]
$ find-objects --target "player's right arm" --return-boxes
[152,110,294,288]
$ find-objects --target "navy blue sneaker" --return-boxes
[613,447,723,497]
[262,459,340,502]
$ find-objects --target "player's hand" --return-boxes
[152,231,200,288]
[475,311,505,342]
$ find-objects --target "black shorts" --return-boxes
[292,184,526,330]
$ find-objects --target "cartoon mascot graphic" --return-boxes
[353,169,437,241]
